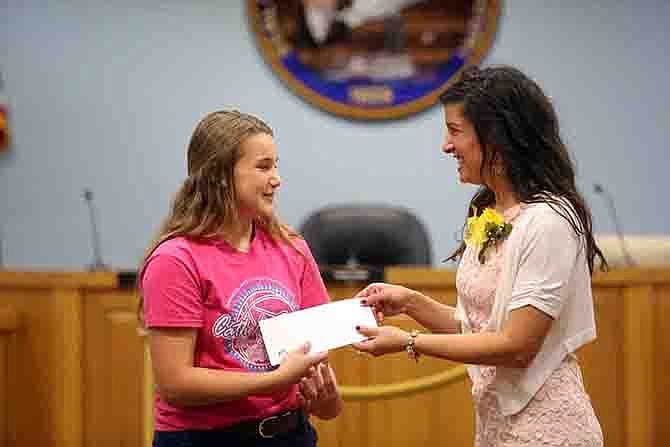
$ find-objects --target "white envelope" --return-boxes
[259,298,377,366]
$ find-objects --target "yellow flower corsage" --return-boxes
[464,207,513,264]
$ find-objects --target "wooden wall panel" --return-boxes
[0,272,118,447]
[622,285,655,446]
[1,269,669,447]
[578,287,625,447]
[51,288,84,447]
[0,305,21,447]
[83,290,145,447]
[653,284,670,443]
[0,334,7,447]
[0,287,84,446]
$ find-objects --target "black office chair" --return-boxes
[299,204,432,275]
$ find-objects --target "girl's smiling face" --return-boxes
[233,132,281,222]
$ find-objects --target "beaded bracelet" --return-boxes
[405,330,421,362]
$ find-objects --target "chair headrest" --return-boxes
[299,204,432,266]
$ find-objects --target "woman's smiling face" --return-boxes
[442,103,485,185]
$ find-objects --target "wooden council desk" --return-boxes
[0,268,668,447]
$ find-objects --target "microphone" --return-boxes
[82,188,110,271]
[593,183,636,267]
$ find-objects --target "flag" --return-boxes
[0,102,8,152]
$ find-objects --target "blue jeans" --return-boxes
[152,411,318,447]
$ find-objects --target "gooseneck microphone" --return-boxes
[593,183,636,267]
[82,188,110,271]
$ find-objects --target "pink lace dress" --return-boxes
[455,205,603,447]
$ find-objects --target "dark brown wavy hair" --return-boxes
[137,110,301,322]
[441,66,607,273]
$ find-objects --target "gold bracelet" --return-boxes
[405,330,421,363]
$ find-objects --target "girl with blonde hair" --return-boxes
[139,110,342,446]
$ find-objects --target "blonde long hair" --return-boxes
[137,110,300,321]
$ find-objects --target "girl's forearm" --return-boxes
[157,367,290,407]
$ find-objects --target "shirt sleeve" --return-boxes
[296,239,331,309]
[507,207,580,319]
[141,252,204,328]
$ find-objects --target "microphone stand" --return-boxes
[82,188,110,271]
[594,183,636,267]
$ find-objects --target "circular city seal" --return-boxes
[247,0,502,120]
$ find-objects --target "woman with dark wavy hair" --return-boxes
[138,110,342,446]
[353,66,605,446]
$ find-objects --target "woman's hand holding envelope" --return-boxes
[356,282,418,321]
[352,325,408,357]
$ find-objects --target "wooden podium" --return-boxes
[1,268,669,447]
[0,271,143,447]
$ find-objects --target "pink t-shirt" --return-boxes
[141,227,330,431]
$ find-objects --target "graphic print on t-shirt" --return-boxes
[212,277,298,371]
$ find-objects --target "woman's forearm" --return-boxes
[406,291,461,334]
[411,305,551,368]
[413,331,534,368]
